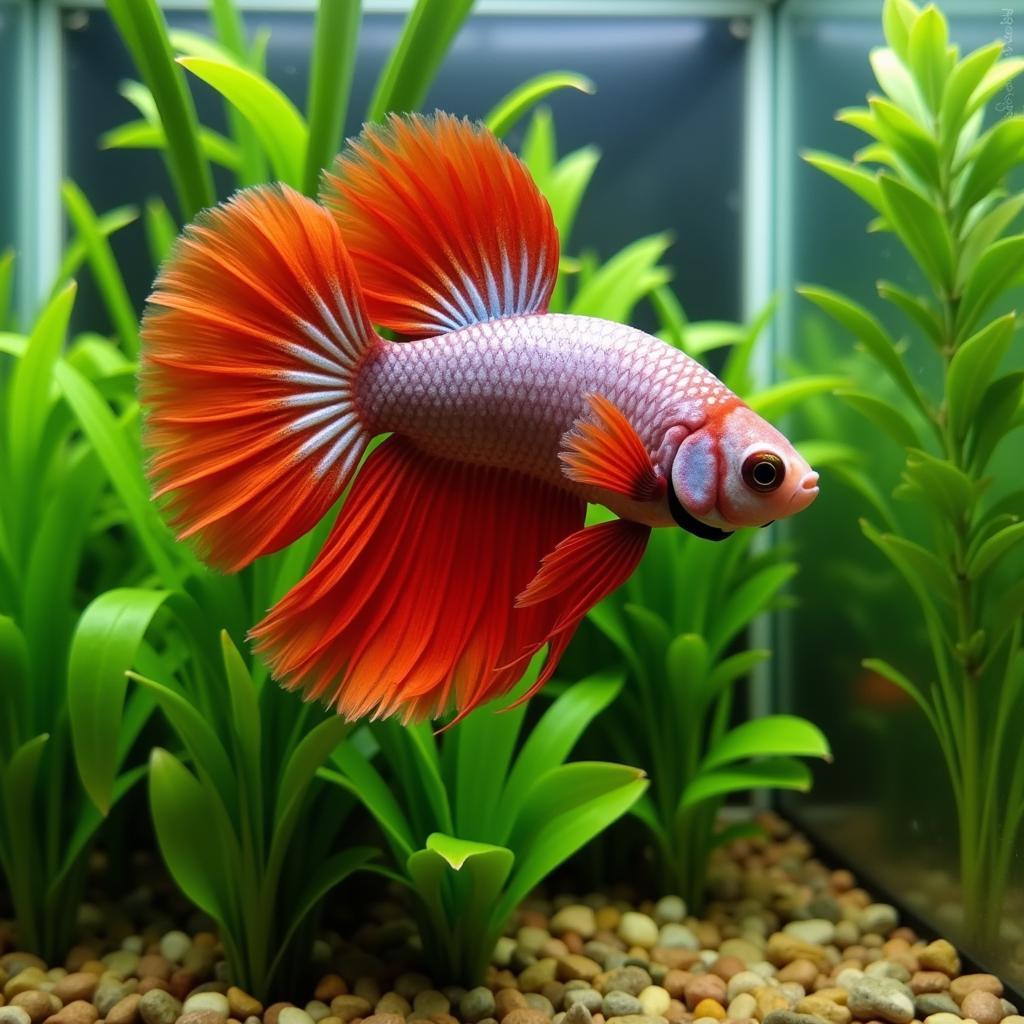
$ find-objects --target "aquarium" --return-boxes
[1,0,1022,1022]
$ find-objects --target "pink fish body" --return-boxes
[140,112,818,722]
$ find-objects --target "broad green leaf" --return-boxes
[178,57,308,188]
[965,57,1024,120]
[148,748,236,923]
[101,120,242,171]
[958,234,1024,338]
[367,0,473,122]
[798,285,928,417]
[869,97,940,184]
[709,819,765,851]
[106,0,214,218]
[835,388,922,448]
[957,118,1024,215]
[941,42,1003,142]
[501,670,623,824]
[679,321,746,355]
[68,588,176,814]
[650,285,688,351]
[969,520,1024,578]
[877,280,943,348]
[680,757,812,810]
[901,448,975,521]
[947,314,1015,440]
[802,151,883,213]
[486,72,595,138]
[702,715,831,772]
[708,649,770,697]
[907,4,949,111]
[569,234,672,322]
[326,742,417,859]
[878,175,955,290]
[882,0,919,62]
[520,107,556,179]
[539,145,600,248]
[870,47,929,123]
[959,192,1024,286]
[747,375,847,420]
[495,770,646,923]
[969,371,1024,471]
[872,533,957,606]
[303,0,360,195]
[0,249,13,330]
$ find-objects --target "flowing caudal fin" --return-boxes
[320,112,560,338]
[140,184,378,572]
[251,437,585,722]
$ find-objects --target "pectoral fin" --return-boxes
[560,393,665,501]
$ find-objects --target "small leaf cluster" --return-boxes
[801,0,1024,946]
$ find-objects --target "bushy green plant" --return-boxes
[580,300,834,909]
[801,0,1024,948]
[0,265,185,956]
[128,634,372,999]
[324,669,646,985]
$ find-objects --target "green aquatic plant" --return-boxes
[584,300,834,909]
[126,635,373,1000]
[324,669,646,985]
[801,0,1024,948]
[0,261,181,957]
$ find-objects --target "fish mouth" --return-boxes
[667,485,734,543]
[788,470,820,513]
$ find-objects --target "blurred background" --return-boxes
[1,0,1020,985]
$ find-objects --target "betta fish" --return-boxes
[140,112,818,722]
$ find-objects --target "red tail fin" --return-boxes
[140,184,378,572]
[250,438,586,722]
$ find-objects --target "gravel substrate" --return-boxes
[0,813,1017,1024]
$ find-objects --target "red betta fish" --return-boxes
[140,112,819,723]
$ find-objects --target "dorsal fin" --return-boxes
[320,112,559,339]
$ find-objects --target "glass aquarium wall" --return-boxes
[776,0,1024,988]
[53,0,768,339]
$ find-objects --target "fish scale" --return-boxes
[359,312,735,491]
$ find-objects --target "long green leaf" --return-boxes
[303,0,361,196]
[486,72,595,138]
[947,313,1015,440]
[178,57,308,188]
[680,757,812,810]
[106,0,214,218]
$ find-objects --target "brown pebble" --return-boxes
[78,964,105,979]
[710,957,745,983]
[960,991,1003,1024]
[374,996,411,1017]
[106,994,142,1024]
[831,870,855,892]
[950,976,1002,1004]
[135,981,170,996]
[663,972,690,1001]
[10,993,60,1024]
[767,936,830,970]
[910,973,949,995]
[53,978,97,1006]
[664,1000,687,1024]
[595,909,620,932]
[684,978,727,1011]
[796,996,851,1024]
[651,950,702,971]
[501,1011,549,1024]
[330,998,371,1023]
[563,935,585,956]
[778,960,818,989]
[816,989,848,1006]
[755,988,789,1020]
[226,989,262,1019]
[137,958,171,983]
[558,958,601,984]
[919,942,959,978]
[494,992,528,1019]
[168,972,196,1001]
[316,979,347,1004]
[44,1001,99,1024]
[264,1004,294,1024]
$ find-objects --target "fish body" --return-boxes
[140,112,818,722]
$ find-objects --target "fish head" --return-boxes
[669,403,819,534]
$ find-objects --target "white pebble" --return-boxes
[617,911,659,949]
[638,986,670,1017]
[653,895,687,925]
[751,960,778,979]
[304,1002,330,1022]
[0,1008,33,1024]
[279,1010,315,1024]
[159,930,192,963]
[783,919,836,945]
[183,993,230,1017]
[836,967,865,989]
[728,994,758,1019]
[727,971,767,1001]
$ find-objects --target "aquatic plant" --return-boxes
[324,669,646,985]
[585,299,834,909]
[127,635,374,999]
[0,258,181,957]
[802,0,1024,948]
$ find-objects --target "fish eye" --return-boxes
[742,451,785,493]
